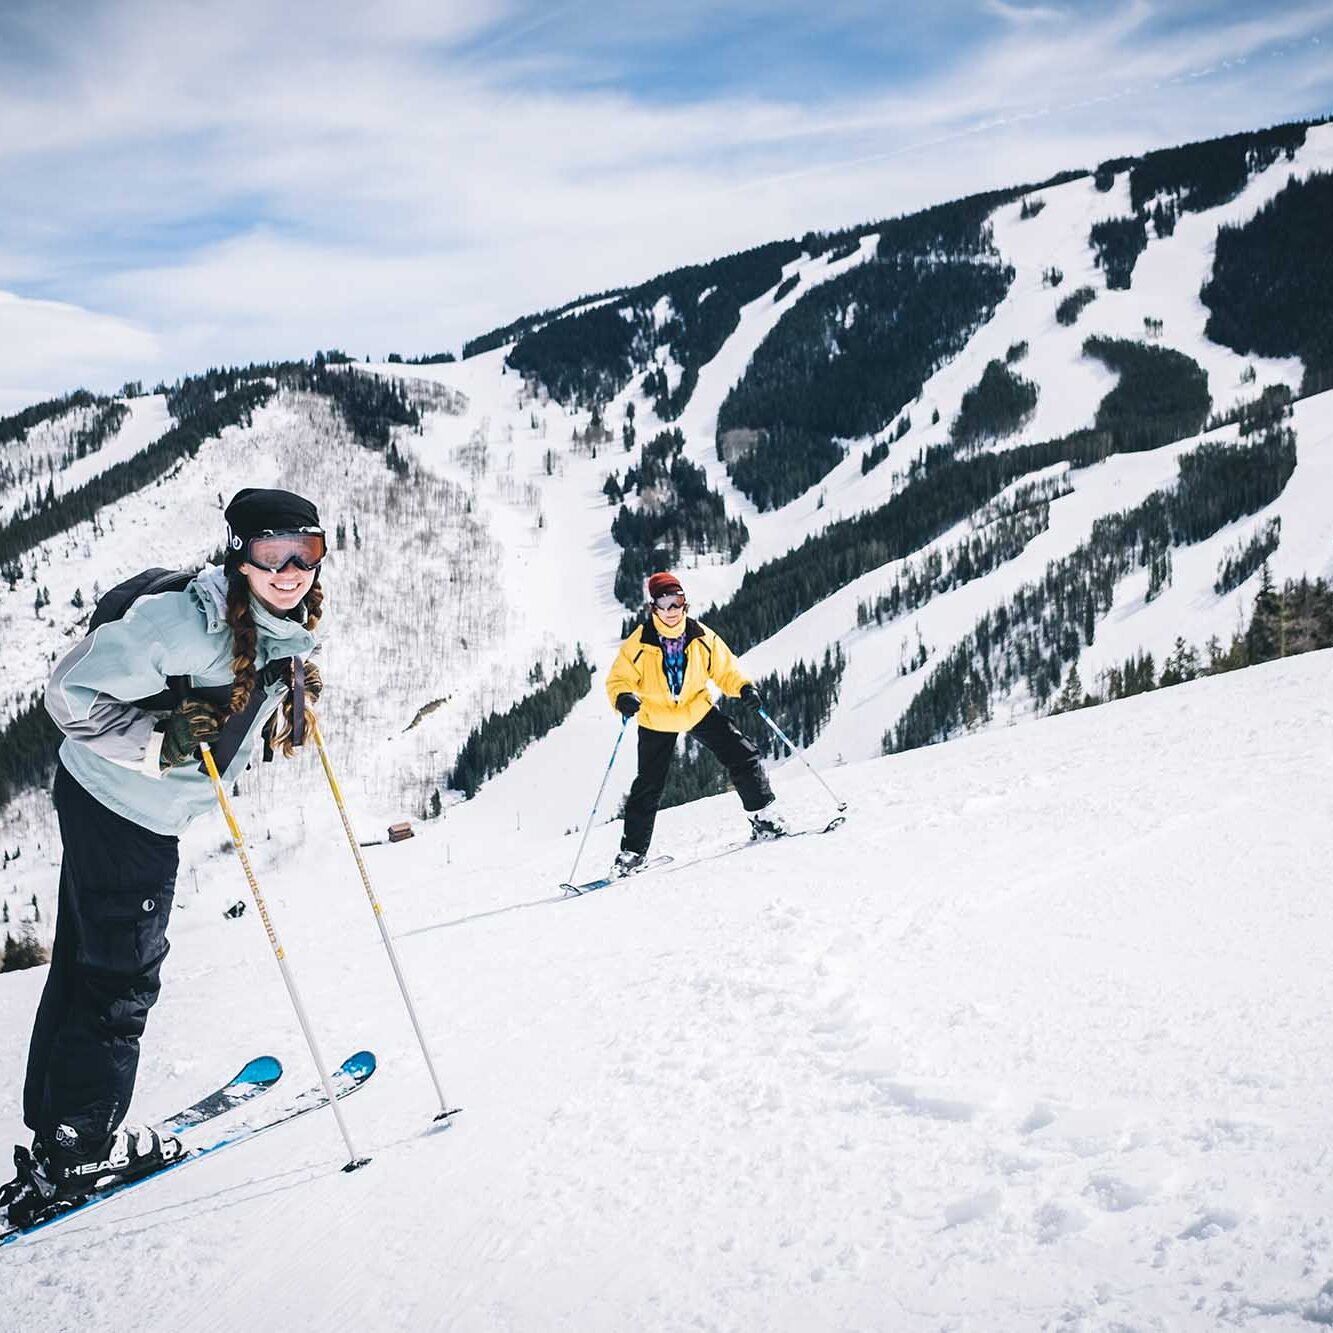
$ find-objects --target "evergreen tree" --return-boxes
[950,359,1038,449]
[1055,287,1096,325]
[1,926,47,973]
[717,251,1014,510]
[884,427,1297,754]
[1201,170,1333,395]
[1244,564,1283,663]
[447,652,595,798]
[1089,215,1148,289]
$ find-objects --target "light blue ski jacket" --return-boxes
[45,566,320,835]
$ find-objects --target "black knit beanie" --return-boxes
[224,488,321,569]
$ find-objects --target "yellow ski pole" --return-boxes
[200,741,370,1171]
[311,718,459,1124]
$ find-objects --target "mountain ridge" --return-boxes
[2,115,1332,939]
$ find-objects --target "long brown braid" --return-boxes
[225,573,324,758]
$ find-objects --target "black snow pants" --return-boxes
[23,763,178,1152]
[620,706,772,854]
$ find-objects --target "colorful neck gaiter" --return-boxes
[660,630,687,698]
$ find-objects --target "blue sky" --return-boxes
[1,0,1331,406]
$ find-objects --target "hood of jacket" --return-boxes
[189,565,318,650]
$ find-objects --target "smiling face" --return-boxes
[238,560,317,616]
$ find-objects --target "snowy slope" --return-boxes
[749,386,1333,770]
[2,650,1332,1330]
[0,394,172,525]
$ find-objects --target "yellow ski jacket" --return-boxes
[606,613,751,732]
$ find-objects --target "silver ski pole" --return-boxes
[200,742,370,1172]
[311,718,459,1125]
[756,707,848,812]
[562,716,630,889]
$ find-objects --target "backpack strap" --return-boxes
[289,657,306,748]
[128,676,191,712]
[198,657,297,773]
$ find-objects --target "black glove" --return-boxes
[302,661,323,703]
[739,683,764,712]
[159,698,227,770]
[615,692,641,718]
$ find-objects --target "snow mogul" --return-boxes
[1,488,326,1228]
[605,570,788,878]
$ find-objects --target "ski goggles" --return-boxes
[653,593,686,611]
[233,527,327,572]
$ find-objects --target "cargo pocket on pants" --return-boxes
[81,886,175,978]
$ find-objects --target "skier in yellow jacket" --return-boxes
[605,571,787,876]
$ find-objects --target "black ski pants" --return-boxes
[621,706,772,854]
[23,763,177,1151]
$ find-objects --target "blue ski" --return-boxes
[1,1051,375,1246]
[160,1054,283,1134]
[561,854,674,896]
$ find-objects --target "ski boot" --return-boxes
[3,1124,185,1229]
[0,1144,56,1230]
[610,849,646,878]
[748,803,790,841]
[50,1122,186,1192]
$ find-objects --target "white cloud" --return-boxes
[0,291,160,399]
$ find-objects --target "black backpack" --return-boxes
[87,567,198,632]
[88,568,200,710]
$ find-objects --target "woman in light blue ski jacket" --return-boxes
[47,560,320,834]
[1,487,327,1229]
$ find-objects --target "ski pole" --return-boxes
[310,717,460,1125]
[200,742,370,1172]
[562,715,630,890]
[756,707,848,812]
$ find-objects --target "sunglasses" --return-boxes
[241,528,327,572]
[653,594,686,611]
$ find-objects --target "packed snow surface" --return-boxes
[2,649,1331,1330]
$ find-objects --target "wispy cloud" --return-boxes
[0,0,1331,402]
[982,0,1066,25]
[0,292,158,407]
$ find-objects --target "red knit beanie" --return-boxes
[647,572,684,600]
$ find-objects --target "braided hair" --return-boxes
[225,573,324,758]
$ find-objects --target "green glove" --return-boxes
[159,698,227,770]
